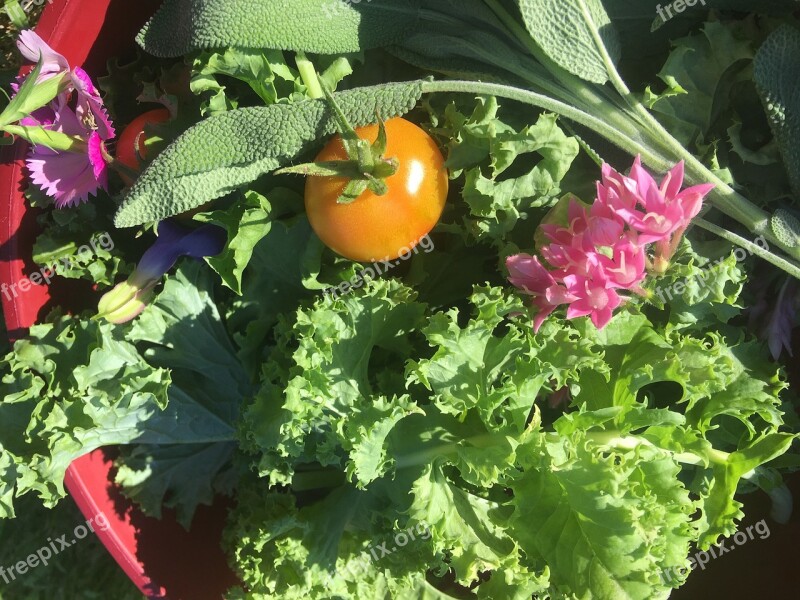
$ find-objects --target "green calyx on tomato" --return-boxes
[275,81,398,204]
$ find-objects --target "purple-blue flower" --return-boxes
[97,221,226,324]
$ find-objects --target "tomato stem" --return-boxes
[277,79,399,203]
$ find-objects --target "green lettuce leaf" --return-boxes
[0,262,244,525]
[240,278,427,486]
[190,47,299,115]
[194,190,273,295]
[114,262,248,526]
[407,286,606,432]
[228,267,794,598]
[0,313,171,516]
[224,479,440,599]
[438,97,579,245]
[190,47,354,115]
[510,433,693,599]
[647,21,754,147]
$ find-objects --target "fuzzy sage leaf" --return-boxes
[137,0,422,57]
[114,81,424,227]
[771,209,800,248]
[754,25,800,197]
[515,0,621,84]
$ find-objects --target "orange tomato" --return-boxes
[115,108,170,185]
[304,118,448,262]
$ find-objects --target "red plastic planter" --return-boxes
[0,1,236,598]
[3,3,800,600]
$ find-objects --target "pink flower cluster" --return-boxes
[16,30,114,208]
[507,157,714,331]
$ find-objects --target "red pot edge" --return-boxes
[0,0,162,597]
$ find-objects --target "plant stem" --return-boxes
[295,51,324,100]
[482,0,644,139]
[475,0,800,272]
[394,433,502,469]
[694,219,800,279]
[421,78,800,276]
[3,1,29,29]
[2,124,86,152]
[421,79,672,171]
[392,428,749,485]
[568,17,800,263]
[582,430,731,466]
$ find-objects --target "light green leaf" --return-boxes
[409,461,516,585]
[342,395,424,486]
[407,286,605,432]
[114,81,424,227]
[3,1,28,29]
[511,437,693,599]
[0,61,64,128]
[240,279,427,485]
[649,21,753,146]
[190,47,299,115]
[440,98,579,244]
[137,0,422,57]
[224,482,438,599]
[0,314,171,515]
[682,339,786,438]
[699,433,796,548]
[195,190,273,294]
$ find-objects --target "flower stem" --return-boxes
[2,124,86,152]
[4,1,28,28]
